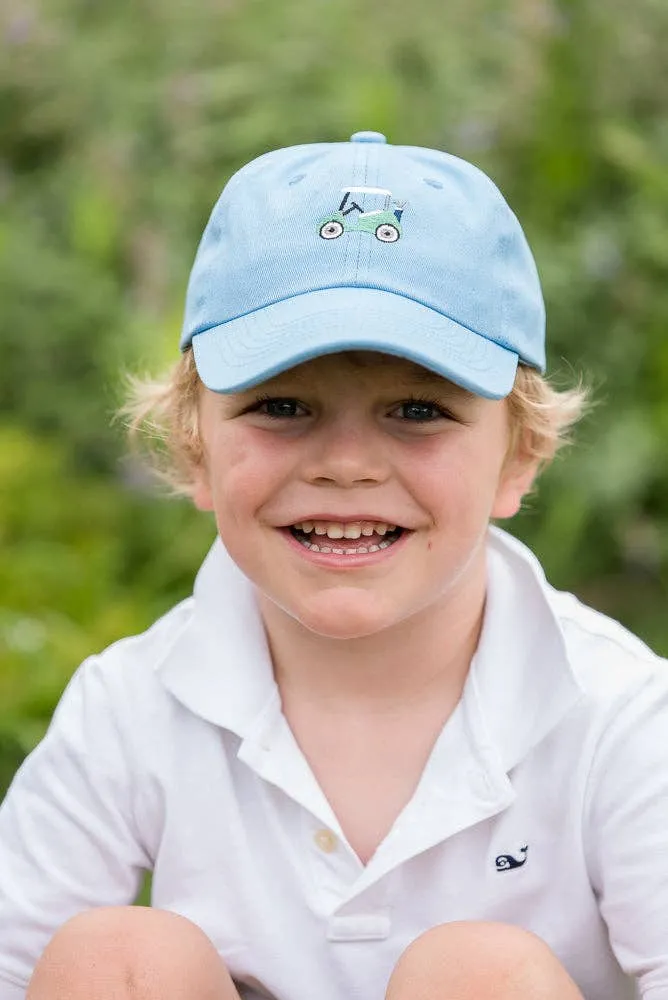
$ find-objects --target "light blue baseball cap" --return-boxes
[180,131,546,399]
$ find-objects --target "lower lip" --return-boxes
[279,528,412,568]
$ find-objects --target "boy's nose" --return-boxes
[301,419,390,487]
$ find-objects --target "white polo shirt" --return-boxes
[1,528,667,1000]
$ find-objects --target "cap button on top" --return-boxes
[349,131,387,144]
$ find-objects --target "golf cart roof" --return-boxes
[341,186,393,196]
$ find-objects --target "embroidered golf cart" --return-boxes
[319,187,407,243]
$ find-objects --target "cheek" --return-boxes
[207,429,291,511]
[410,439,503,514]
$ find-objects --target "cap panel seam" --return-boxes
[353,144,370,283]
[361,143,381,282]
[344,141,363,278]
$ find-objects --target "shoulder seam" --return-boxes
[553,599,659,667]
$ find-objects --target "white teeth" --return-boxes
[292,520,396,539]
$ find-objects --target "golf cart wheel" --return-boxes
[375,223,400,243]
[320,220,344,239]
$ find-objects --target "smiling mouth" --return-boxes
[288,525,405,554]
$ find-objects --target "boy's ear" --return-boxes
[491,450,540,520]
[192,463,214,512]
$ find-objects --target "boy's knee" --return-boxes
[28,906,234,999]
[388,921,583,999]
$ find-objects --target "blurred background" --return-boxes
[1,0,667,792]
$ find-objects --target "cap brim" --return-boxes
[190,287,518,399]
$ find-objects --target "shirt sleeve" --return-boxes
[0,656,151,995]
[584,671,668,998]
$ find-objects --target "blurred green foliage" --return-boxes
[1,0,667,780]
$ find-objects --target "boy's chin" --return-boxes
[282,587,402,641]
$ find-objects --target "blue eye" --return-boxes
[398,397,450,421]
[254,396,302,419]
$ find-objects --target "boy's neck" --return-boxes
[256,557,488,713]
[255,554,489,862]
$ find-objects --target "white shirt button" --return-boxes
[314,828,338,853]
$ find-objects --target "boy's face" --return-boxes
[192,351,536,641]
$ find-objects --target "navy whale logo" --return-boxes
[495,845,528,871]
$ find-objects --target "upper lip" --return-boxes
[282,515,408,527]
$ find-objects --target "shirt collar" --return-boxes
[469,527,584,771]
[156,537,278,736]
[156,528,584,763]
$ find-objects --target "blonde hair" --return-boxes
[121,347,589,498]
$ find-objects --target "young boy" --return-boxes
[1,131,667,1000]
